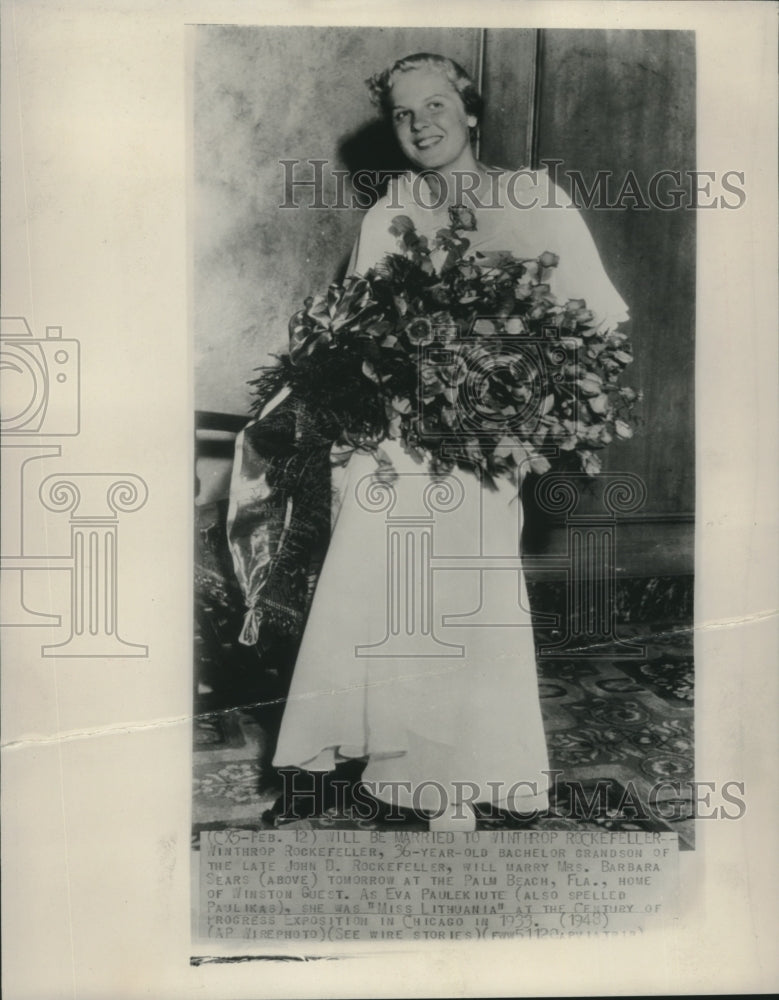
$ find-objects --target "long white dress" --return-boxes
[270,169,629,812]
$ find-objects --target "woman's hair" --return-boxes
[366,53,484,137]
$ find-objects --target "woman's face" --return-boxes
[389,68,477,172]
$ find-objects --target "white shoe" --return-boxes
[428,804,476,832]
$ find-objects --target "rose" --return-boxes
[448,204,477,231]
[405,317,433,344]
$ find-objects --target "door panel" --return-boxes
[533,29,696,520]
[479,29,538,170]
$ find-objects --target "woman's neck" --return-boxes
[417,149,492,210]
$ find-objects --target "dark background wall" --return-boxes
[193,27,695,576]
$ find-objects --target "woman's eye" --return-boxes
[393,110,409,122]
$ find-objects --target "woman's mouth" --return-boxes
[414,135,443,150]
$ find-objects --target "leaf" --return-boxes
[615,419,634,439]
[389,215,415,236]
[580,450,602,476]
[511,440,531,467]
[529,454,552,475]
[494,435,516,455]
[387,413,402,438]
[578,377,603,396]
[588,393,610,415]
[361,359,380,383]
[520,259,540,279]
[505,317,526,335]
[390,396,413,414]
[474,250,517,268]
[472,318,496,336]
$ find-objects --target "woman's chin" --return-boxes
[407,154,445,172]
[403,144,449,170]
[406,148,476,176]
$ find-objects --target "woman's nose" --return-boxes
[410,113,429,132]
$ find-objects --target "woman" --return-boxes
[232,53,628,831]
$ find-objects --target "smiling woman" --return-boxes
[348,53,629,321]
[229,50,632,833]
[378,59,479,176]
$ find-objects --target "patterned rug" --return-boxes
[192,625,694,850]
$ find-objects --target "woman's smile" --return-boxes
[389,68,477,172]
[413,135,443,150]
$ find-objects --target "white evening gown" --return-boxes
[271,169,629,812]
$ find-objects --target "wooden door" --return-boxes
[480,29,695,573]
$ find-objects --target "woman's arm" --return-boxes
[533,168,630,330]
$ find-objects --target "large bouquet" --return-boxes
[251,205,639,487]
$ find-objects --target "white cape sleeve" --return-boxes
[348,170,630,330]
[346,196,403,275]
[534,171,630,329]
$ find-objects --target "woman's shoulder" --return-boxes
[352,172,439,258]
[483,165,574,211]
[348,176,418,274]
[360,172,424,220]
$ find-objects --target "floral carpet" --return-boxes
[192,623,694,850]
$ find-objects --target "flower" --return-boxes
[448,204,477,231]
[253,213,639,486]
[288,277,379,363]
[405,317,433,344]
